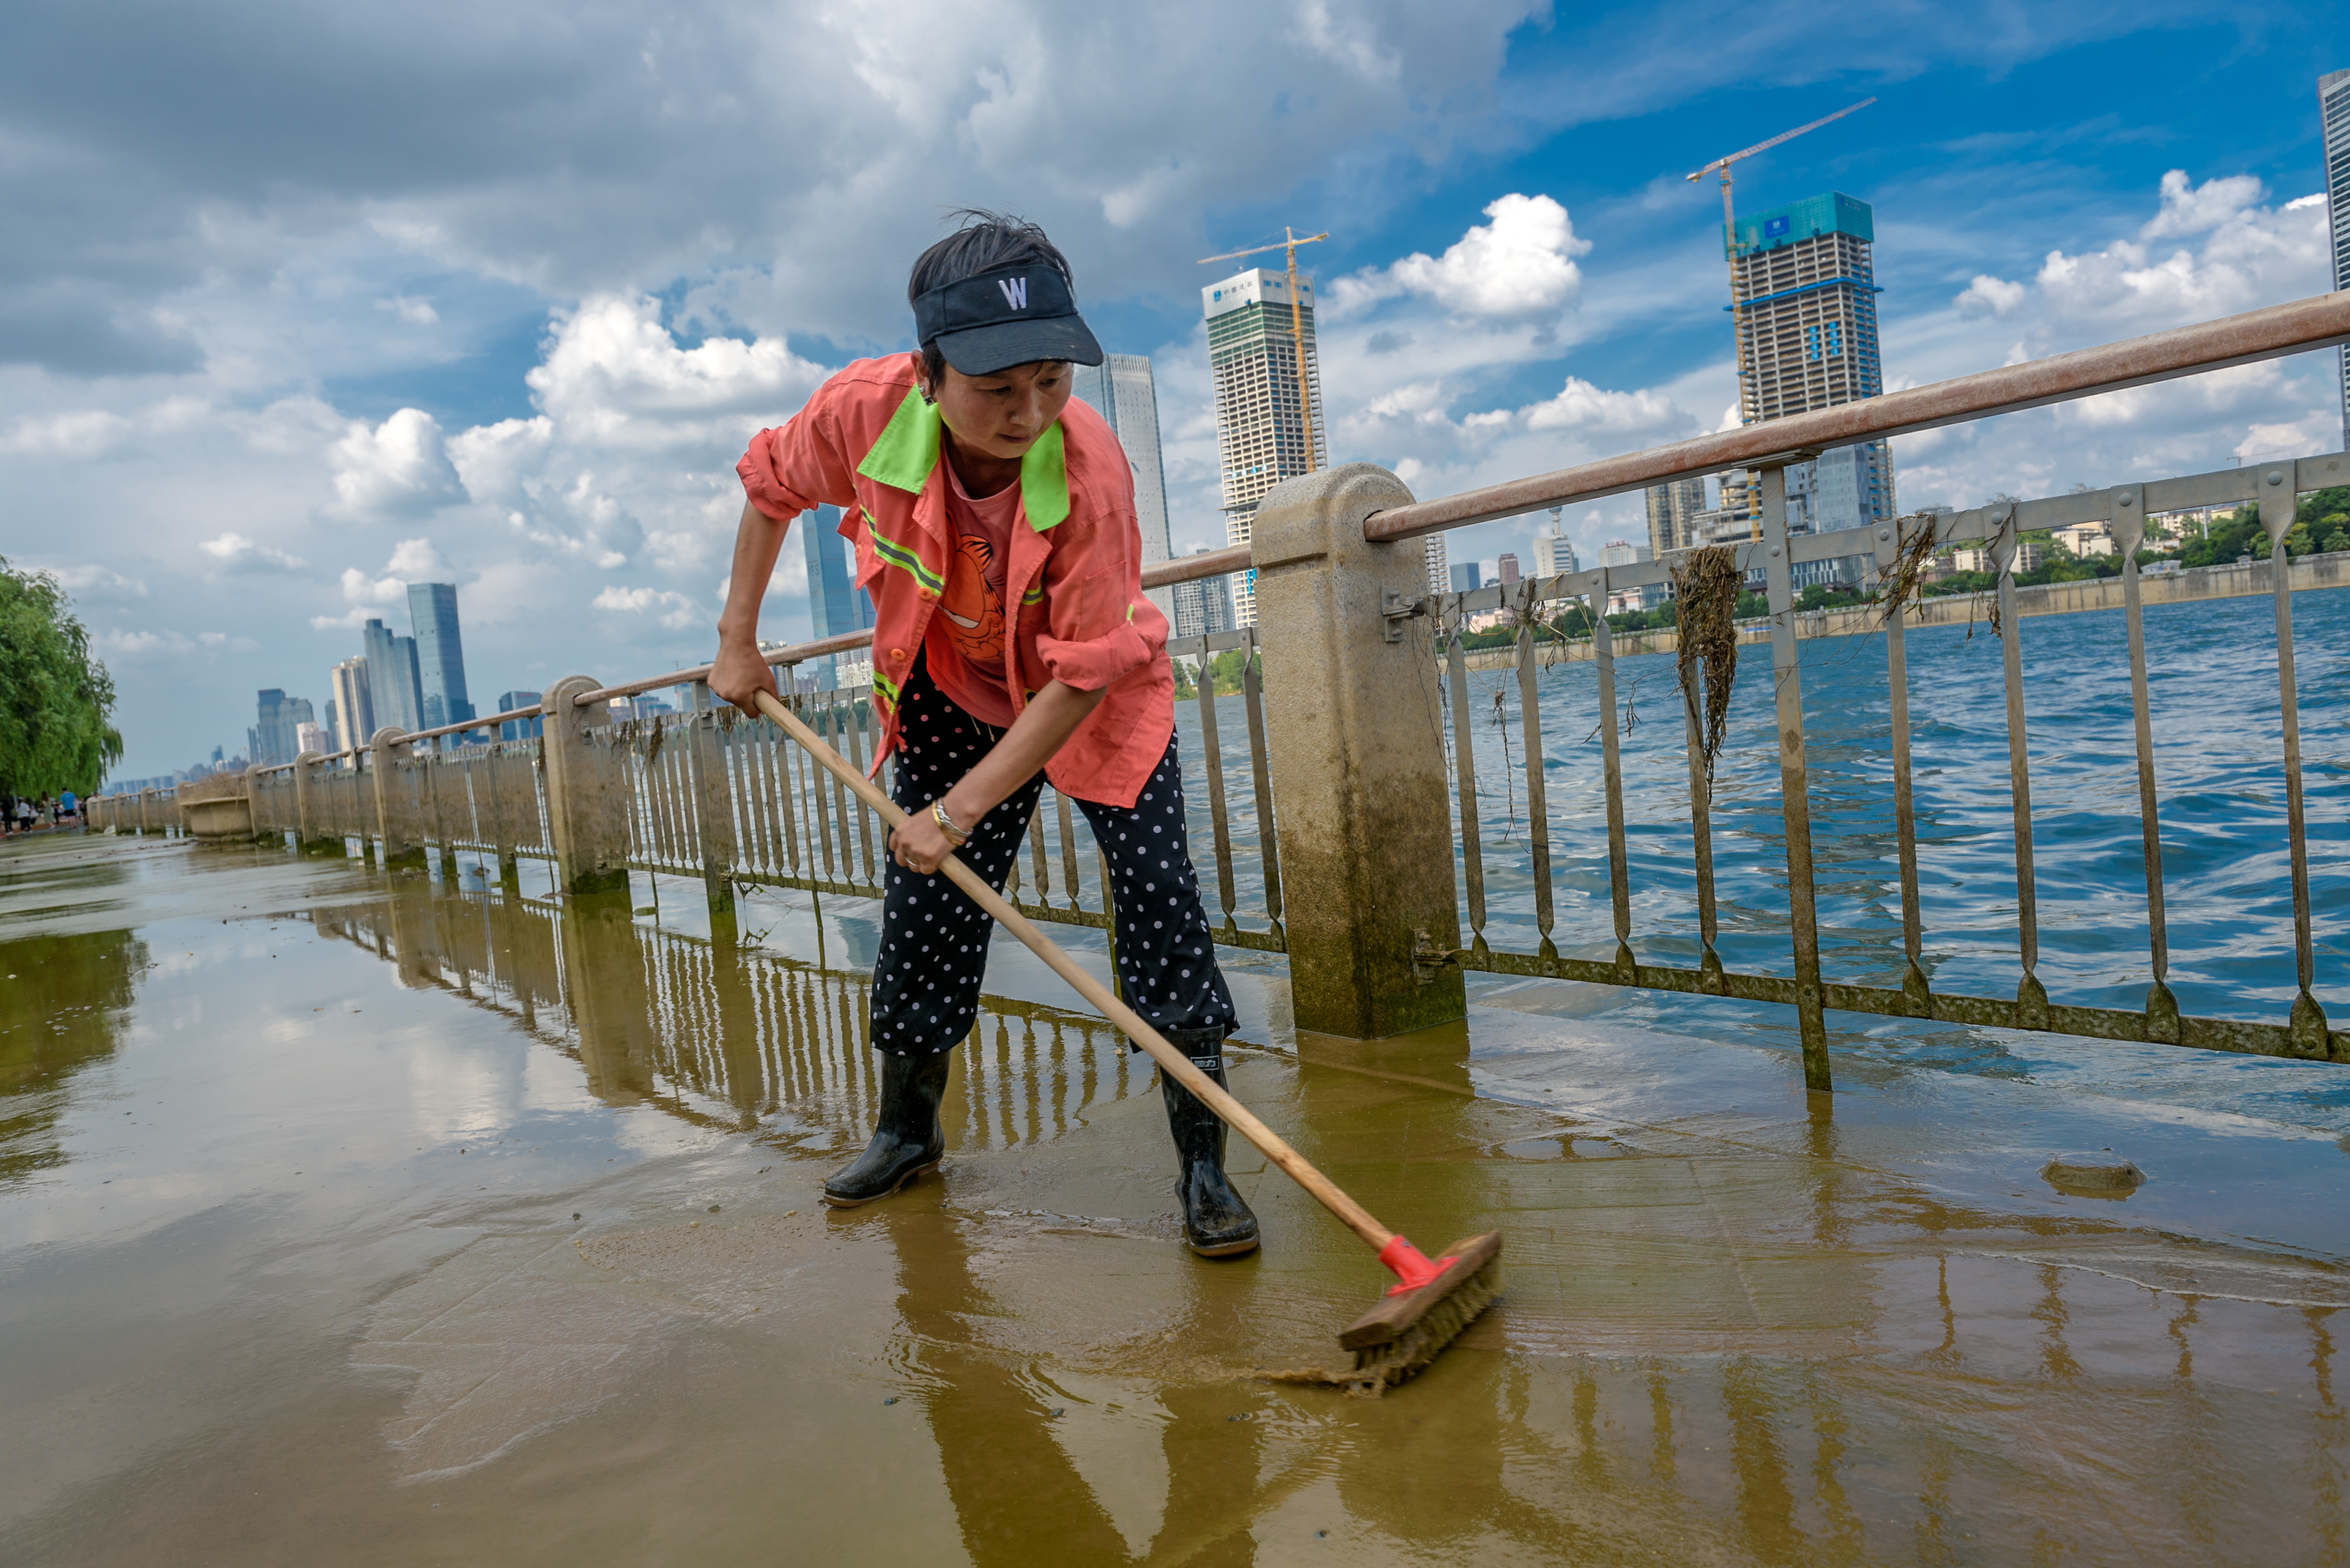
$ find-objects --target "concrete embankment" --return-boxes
[1462,548,2350,670]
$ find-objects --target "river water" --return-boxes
[3,585,2347,1562]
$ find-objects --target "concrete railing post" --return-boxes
[370,727,425,867]
[293,751,326,850]
[541,675,632,899]
[688,681,738,916]
[139,787,154,834]
[1248,463,1467,1038]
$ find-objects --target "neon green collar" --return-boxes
[856,385,1070,531]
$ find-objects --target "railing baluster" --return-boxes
[1513,607,1556,960]
[1759,465,1831,1089]
[1989,501,2049,1032]
[808,698,837,879]
[1238,630,1284,941]
[2110,488,2178,1043]
[1195,637,1239,935]
[1589,572,1635,979]
[1055,788,1080,910]
[1874,515,1931,1016]
[1676,617,1722,988]
[1444,615,1488,956]
[1026,797,1048,907]
[842,699,876,885]
[2263,469,2330,1057]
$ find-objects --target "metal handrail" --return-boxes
[1364,289,2350,540]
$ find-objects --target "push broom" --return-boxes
[754,688,1501,1391]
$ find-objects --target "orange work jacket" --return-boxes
[738,354,1175,809]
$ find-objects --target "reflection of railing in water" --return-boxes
[308,882,1151,1144]
[1427,451,2349,1071]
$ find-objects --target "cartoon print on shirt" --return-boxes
[939,532,1004,667]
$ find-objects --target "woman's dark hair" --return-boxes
[908,209,1073,385]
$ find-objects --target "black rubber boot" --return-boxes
[822,1050,951,1208]
[1159,1029,1261,1258]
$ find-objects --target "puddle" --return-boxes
[6,830,2350,1564]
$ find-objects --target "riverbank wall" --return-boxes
[1461,548,2350,670]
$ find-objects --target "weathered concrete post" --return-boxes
[688,681,738,917]
[139,787,154,834]
[540,675,632,899]
[1248,462,1466,1038]
[292,750,334,852]
[370,727,425,867]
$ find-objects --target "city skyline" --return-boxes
[17,12,2346,778]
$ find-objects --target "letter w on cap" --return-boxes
[997,276,1028,310]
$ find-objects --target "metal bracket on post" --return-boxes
[1381,587,1429,643]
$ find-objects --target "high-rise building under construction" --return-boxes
[1203,267,1324,626]
[2323,69,2350,448]
[1724,192,1895,555]
[1644,476,1709,557]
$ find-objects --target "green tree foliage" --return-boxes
[0,557,121,798]
[1171,647,1257,697]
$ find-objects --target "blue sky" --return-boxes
[3,0,2345,776]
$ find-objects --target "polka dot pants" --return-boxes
[869,663,1238,1058]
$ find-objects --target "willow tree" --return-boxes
[0,559,121,798]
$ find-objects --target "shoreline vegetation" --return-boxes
[0,556,121,802]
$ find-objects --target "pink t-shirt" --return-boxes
[923,457,1021,727]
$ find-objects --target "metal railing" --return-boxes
[1425,450,2347,1073]
[83,288,2350,1078]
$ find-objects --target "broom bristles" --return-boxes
[1343,1254,1503,1394]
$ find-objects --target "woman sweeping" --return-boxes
[709,212,1259,1258]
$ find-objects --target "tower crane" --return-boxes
[1200,227,1330,472]
[1687,98,1874,422]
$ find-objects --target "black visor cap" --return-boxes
[914,264,1103,376]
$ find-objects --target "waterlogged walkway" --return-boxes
[6,832,2350,1564]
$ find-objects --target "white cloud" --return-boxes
[592,584,703,629]
[199,531,307,569]
[2140,169,2266,241]
[386,537,450,577]
[2236,412,2342,468]
[1,409,132,458]
[95,628,255,660]
[1953,274,2026,319]
[524,294,831,448]
[328,407,464,518]
[377,295,440,326]
[1330,194,1590,320]
[47,564,150,599]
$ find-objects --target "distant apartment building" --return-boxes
[296,721,328,756]
[2324,69,2350,447]
[1531,531,1577,580]
[1724,191,1894,585]
[406,582,474,729]
[496,691,544,741]
[1422,535,1450,596]
[1448,561,1483,595]
[1497,553,1522,585]
[1644,476,1709,556]
[801,503,877,693]
[1204,267,1324,626]
[1171,549,1236,640]
[1070,354,1177,626]
[361,619,424,733]
[330,658,374,754]
[248,688,314,767]
[1600,539,1654,569]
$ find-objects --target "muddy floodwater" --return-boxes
[8,832,2350,1564]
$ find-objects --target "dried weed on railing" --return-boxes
[1669,546,1741,797]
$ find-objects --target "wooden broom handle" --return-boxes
[754,688,1396,1255]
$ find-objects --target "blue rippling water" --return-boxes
[1162,587,2350,1127]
